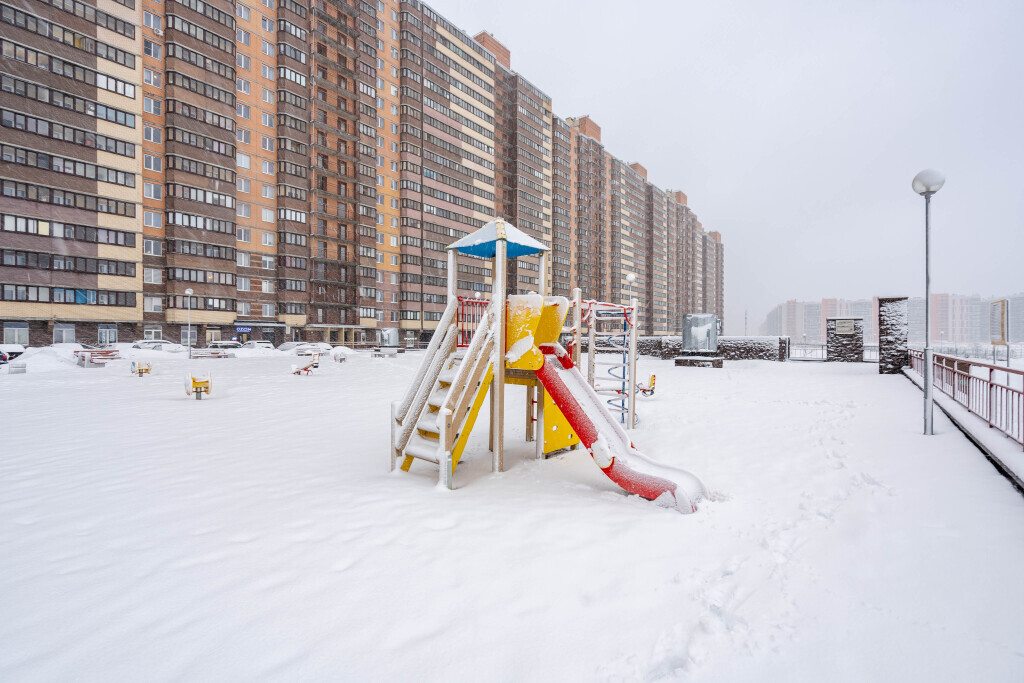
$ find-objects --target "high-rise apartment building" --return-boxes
[1,0,144,345]
[1,0,725,347]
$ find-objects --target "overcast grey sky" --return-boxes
[427,0,1024,332]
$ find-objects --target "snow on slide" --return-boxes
[534,343,709,513]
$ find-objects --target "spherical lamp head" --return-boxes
[913,169,945,195]
[626,273,636,283]
[185,288,193,296]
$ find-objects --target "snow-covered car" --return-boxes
[0,343,25,362]
[207,340,242,349]
[295,342,332,356]
[131,340,185,352]
[241,340,275,349]
[276,341,305,352]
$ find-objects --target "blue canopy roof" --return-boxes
[447,218,549,258]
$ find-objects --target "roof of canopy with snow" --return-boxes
[447,218,549,258]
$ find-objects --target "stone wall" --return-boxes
[718,336,790,361]
[826,318,864,362]
[878,297,909,374]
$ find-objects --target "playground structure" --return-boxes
[390,218,707,512]
[292,353,321,376]
[130,361,152,377]
[185,373,212,400]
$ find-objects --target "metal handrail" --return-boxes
[909,349,1023,449]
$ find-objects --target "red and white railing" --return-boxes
[456,297,489,347]
[909,349,1024,449]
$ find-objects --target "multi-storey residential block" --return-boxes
[1,0,145,345]
[1,0,725,347]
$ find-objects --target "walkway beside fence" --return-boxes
[905,350,1024,494]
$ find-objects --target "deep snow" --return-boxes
[2,350,1023,681]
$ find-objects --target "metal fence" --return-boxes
[456,297,489,347]
[909,349,1024,449]
[790,344,878,362]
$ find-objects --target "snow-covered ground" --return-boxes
[2,351,1023,681]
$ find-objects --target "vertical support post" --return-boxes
[923,193,934,435]
[538,251,548,297]
[525,384,535,442]
[447,248,457,301]
[488,381,494,451]
[535,383,545,460]
[439,408,453,489]
[389,402,397,472]
[493,239,506,472]
[628,297,638,430]
[572,288,582,366]
[587,304,596,388]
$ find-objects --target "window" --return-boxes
[237,252,251,267]
[391,255,399,266]
[144,238,163,255]
[144,126,162,143]
[3,322,28,345]
[236,228,251,242]
[261,16,273,32]
[237,79,251,94]
[261,208,274,223]
[262,303,274,317]
[262,232,274,245]
[144,69,162,87]
[144,155,162,172]
[52,324,75,344]
[262,88,274,104]
[261,64,273,80]
[261,255,274,269]
[237,301,251,316]
[262,161,274,175]
[143,11,162,31]
[237,178,250,193]
[237,153,250,169]
[261,136,274,152]
[144,326,162,340]
[261,185,275,199]
[237,103,251,119]
[237,203,251,218]
[144,40,162,59]
[237,53,251,70]
[144,267,162,284]
[144,97,162,115]
[144,182,162,200]
[261,112,273,127]
[236,4,250,20]
[237,29,251,45]
[262,40,274,57]
[237,128,251,144]
[261,279,274,293]
[144,212,163,228]
[181,326,197,345]
[237,277,250,291]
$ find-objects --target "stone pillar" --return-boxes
[826,318,864,362]
[878,297,909,374]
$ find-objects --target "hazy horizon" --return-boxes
[424,0,1024,333]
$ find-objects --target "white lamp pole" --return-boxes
[185,287,194,360]
[913,169,945,435]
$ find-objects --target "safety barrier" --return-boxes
[457,297,489,347]
[909,349,1023,449]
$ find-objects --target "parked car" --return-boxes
[208,340,242,349]
[132,340,185,352]
[0,344,26,362]
[276,341,305,352]
[241,340,275,349]
[295,342,332,356]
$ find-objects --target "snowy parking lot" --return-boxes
[2,349,1023,681]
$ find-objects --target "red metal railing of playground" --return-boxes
[909,349,1024,449]
[456,297,489,347]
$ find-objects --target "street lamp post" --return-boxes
[185,287,194,360]
[913,169,945,435]
[626,272,636,305]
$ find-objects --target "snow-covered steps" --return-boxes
[416,415,440,437]
[403,435,440,464]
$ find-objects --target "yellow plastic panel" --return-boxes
[543,389,578,454]
[535,296,569,345]
[505,294,544,370]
